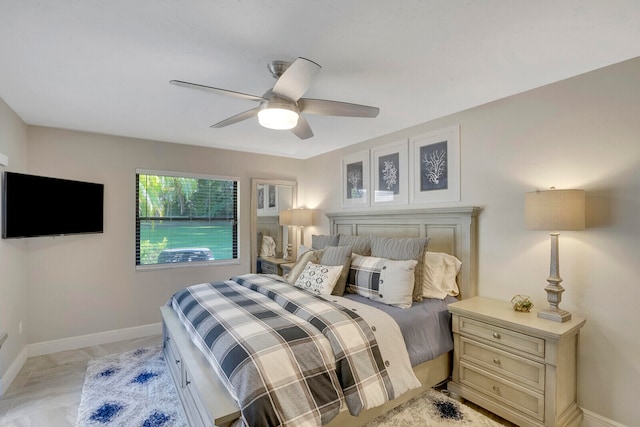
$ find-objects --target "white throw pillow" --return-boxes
[260,235,276,257]
[294,262,343,295]
[422,252,461,299]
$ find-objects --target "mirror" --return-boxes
[250,178,297,273]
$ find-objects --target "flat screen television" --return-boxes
[2,172,104,239]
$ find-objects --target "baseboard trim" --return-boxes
[582,409,627,427]
[1,323,162,396]
[27,322,162,357]
[0,346,28,396]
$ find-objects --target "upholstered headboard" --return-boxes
[326,207,480,299]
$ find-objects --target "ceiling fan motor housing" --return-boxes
[267,60,292,79]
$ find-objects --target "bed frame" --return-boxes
[161,207,480,427]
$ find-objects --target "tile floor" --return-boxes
[0,335,162,427]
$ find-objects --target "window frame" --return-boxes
[135,169,240,271]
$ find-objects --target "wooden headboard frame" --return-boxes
[326,207,480,299]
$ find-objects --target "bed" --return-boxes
[161,207,480,427]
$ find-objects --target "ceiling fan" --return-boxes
[170,57,380,140]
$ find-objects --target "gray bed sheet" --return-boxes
[342,293,457,367]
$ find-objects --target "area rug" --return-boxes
[78,345,503,427]
[76,345,187,427]
[365,388,504,427]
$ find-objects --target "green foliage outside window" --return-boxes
[136,172,238,266]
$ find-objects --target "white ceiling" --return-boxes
[1,1,640,159]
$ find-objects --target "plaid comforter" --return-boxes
[170,274,416,427]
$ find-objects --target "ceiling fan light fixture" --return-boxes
[257,100,299,130]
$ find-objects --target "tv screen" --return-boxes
[2,172,104,239]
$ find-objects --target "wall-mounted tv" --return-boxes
[2,172,104,239]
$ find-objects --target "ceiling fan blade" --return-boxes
[299,98,380,118]
[210,107,259,128]
[291,115,314,140]
[272,57,321,101]
[170,80,265,102]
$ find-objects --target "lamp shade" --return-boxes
[279,208,316,226]
[279,209,292,226]
[525,189,585,231]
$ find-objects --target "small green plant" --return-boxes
[511,295,534,313]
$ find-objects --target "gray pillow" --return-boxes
[320,245,353,296]
[338,234,371,256]
[370,236,430,301]
[311,234,339,249]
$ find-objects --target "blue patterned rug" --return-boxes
[76,345,187,427]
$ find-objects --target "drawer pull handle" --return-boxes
[175,359,181,365]
[492,332,501,339]
[493,358,500,365]
[492,385,500,393]
[185,379,191,386]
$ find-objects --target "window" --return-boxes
[136,170,238,267]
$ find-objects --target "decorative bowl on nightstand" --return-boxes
[511,295,533,312]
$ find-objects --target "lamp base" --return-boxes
[538,308,572,323]
[283,244,292,261]
[538,232,572,323]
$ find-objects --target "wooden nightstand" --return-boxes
[448,297,585,427]
[258,257,289,276]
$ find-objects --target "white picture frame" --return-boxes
[409,125,460,204]
[371,140,408,206]
[342,150,370,208]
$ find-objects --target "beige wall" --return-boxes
[0,98,29,387]
[301,57,640,425]
[23,128,303,343]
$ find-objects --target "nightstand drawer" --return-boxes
[460,337,545,391]
[260,262,278,274]
[459,316,545,358]
[459,361,544,421]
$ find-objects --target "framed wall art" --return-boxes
[371,140,408,207]
[342,150,370,207]
[409,125,460,203]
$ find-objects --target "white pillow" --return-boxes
[260,235,276,257]
[294,262,343,295]
[347,255,417,308]
[422,252,461,299]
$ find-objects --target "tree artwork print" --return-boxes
[378,152,400,194]
[346,161,364,199]
[420,140,448,191]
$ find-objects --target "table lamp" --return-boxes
[525,188,585,322]
[279,208,316,259]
